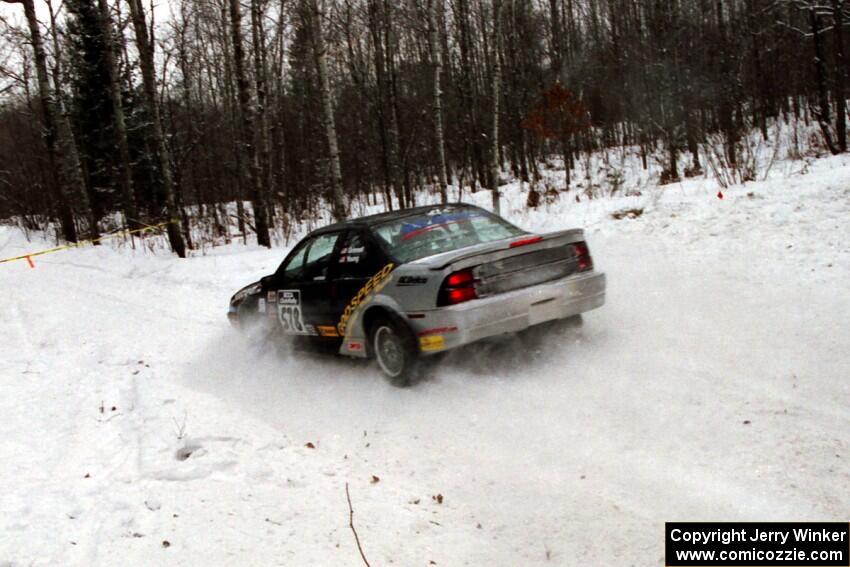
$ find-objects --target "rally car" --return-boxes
[228,203,606,384]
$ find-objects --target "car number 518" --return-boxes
[279,305,305,333]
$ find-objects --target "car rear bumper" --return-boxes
[408,270,606,354]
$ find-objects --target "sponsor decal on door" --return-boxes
[337,262,395,337]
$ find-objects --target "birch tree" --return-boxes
[489,0,502,215]
[428,0,449,204]
[309,0,346,220]
[228,0,271,246]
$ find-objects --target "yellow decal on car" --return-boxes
[337,262,395,337]
[419,335,445,352]
[317,325,340,337]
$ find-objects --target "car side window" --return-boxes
[336,230,383,279]
[301,232,341,282]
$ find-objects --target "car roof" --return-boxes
[311,203,484,235]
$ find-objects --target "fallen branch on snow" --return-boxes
[345,482,372,567]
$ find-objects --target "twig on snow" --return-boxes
[96,412,123,423]
[172,411,187,440]
[345,482,372,567]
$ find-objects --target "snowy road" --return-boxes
[1,156,849,566]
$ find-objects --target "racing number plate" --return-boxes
[277,290,314,335]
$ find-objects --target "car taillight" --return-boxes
[574,241,593,272]
[438,268,478,306]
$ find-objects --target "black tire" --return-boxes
[369,315,420,386]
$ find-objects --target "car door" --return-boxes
[270,231,343,339]
[329,228,391,335]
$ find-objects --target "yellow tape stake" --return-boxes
[0,220,174,266]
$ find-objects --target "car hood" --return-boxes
[230,280,262,304]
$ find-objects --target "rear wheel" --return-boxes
[369,316,419,386]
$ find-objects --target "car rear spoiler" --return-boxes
[424,228,586,271]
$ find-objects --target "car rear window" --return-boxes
[372,207,525,263]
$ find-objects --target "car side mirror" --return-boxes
[260,275,274,288]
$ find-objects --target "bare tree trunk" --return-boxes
[126,0,187,257]
[810,5,839,154]
[251,0,274,218]
[97,0,139,229]
[310,0,346,221]
[668,136,679,180]
[45,0,94,239]
[271,4,289,218]
[686,111,701,171]
[229,0,272,246]
[218,0,246,241]
[490,0,502,215]
[456,0,485,191]
[428,0,448,204]
[177,0,203,217]
[832,0,847,152]
[561,134,570,189]
[384,0,410,208]
[548,0,563,81]
[368,0,404,209]
[715,0,737,166]
[4,0,79,242]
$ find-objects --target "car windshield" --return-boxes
[372,207,525,263]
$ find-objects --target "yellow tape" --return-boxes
[0,220,175,265]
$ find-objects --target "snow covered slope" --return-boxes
[1,155,848,566]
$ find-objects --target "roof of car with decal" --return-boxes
[313,203,482,234]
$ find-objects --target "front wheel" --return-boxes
[370,316,419,386]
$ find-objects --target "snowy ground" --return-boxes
[1,154,849,566]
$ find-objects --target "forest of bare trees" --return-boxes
[0,0,847,255]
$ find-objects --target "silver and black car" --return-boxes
[228,203,606,384]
